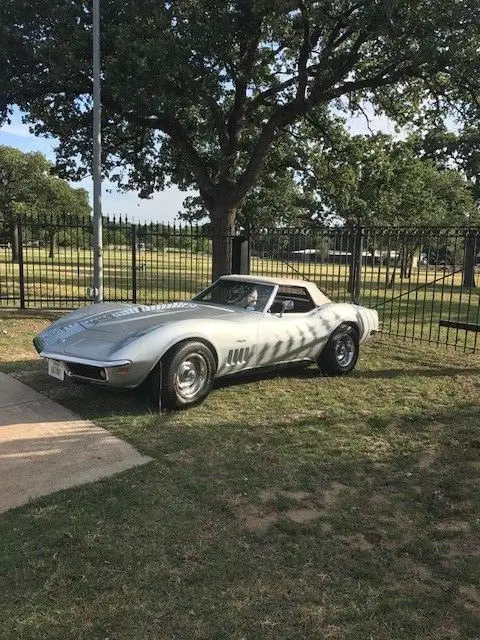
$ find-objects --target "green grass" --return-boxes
[0,314,479,639]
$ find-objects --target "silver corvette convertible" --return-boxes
[33,275,379,409]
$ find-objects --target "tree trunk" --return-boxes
[210,206,236,281]
[406,246,419,280]
[400,247,408,279]
[387,268,396,289]
[402,249,415,279]
[10,220,19,263]
[49,231,57,259]
[387,252,402,289]
[463,230,477,289]
[407,254,413,280]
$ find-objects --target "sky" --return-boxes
[0,106,395,223]
[0,109,190,223]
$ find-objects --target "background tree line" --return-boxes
[0,146,90,261]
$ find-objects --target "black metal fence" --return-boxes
[1,214,480,351]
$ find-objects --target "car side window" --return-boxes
[194,281,274,312]
[269,286,316,314]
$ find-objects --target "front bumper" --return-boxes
[39,351,135,386]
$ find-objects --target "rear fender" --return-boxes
[315,303,378,344]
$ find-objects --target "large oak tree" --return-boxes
[2,0,480,278]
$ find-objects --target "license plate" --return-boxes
[47,359,65,381]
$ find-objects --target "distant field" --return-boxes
[1,246,480,351]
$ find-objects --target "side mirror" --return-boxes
[280,299,294,316]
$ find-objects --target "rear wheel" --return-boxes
[155,340,216,409]
[317,323,359,375]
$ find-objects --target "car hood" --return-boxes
[76,302,236,334]
[33,301,238,357]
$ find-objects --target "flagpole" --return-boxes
[92,0,103,303]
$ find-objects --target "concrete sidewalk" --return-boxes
[0,372,152,513]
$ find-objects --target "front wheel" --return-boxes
[317,324,359,376]
[155,340,216,409]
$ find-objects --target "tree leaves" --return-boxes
[301,132,476,226]
[0,145,90,220]
[2,1,480,274]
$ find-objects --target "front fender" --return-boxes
[113,322,221,384]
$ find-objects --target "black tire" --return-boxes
[157,340,216,409]
[317,323,359,376]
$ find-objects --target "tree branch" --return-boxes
[122,110,216,197]
[306,25,386,107]
[247,7,378,115]
[203,93,228,152]
[246,75,302,115]
[326,1,368,50]
[224,18,263,160]
[233,119,280,204]
[232,56,423,208]
[322,62,421,101]
[295,2,312,105]
[233,104,299,203]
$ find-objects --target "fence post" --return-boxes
[231,235,250,274]
[353,226,363,303]
[131,223,137,303]
[347,225,363,302]
[17,216,26,309]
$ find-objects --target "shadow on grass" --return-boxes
[2,359,320,425]
[0,392,479,640]
[3,353,479,424]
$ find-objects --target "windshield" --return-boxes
[193,280,274,313]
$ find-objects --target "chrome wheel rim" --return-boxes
[335,334,355,367]
[174,353,208,400]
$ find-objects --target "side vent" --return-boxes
[226,347,250,366]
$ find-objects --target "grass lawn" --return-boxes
[0,312,479,639]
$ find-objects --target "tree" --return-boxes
[180,133,318,228]
[301,131,476,289]
[0,146,90,261]
[37,177,90,258]
[417,128,480,287]
[0,146,51,261]
[2,1,480,278]
[302,132,474,225]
